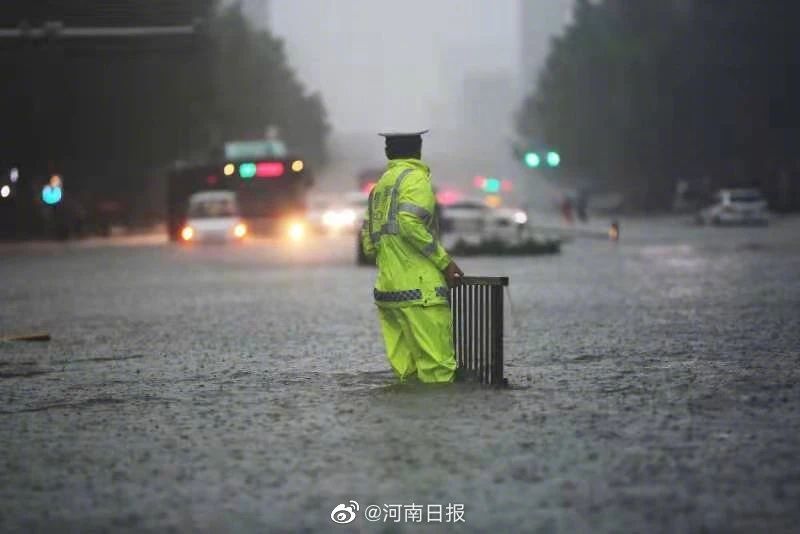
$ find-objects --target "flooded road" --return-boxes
[2,217,799,532]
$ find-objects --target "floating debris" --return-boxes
[0,332,51,342]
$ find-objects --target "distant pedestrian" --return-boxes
[560,194,574,225]
[575,189,588,222]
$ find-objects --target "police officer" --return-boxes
[360,130,463,383]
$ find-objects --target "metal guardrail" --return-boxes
[451,276,509,386]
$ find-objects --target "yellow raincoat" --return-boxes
[361,159,456,383]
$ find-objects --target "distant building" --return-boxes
[434,45,512,132]
[519,0,573,90]
[461,70,516,148]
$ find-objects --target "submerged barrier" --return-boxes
[450,276,509,386]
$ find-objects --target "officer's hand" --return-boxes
[444,260,464,288]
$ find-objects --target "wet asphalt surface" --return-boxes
[1,216,799,533]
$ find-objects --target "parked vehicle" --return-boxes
[697,188,769,226]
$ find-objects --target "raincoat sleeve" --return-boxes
[397,172,451,271]
[360,205,375,259]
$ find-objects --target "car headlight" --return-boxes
[512,211,528,225]
[322,210,337,227]
[233,222,247,238]
[181,226,194,241]
[341,209,356,225]
[288,221,305,241]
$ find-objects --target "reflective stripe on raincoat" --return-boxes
[360,159,451,308]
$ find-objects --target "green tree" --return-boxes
[0,0,330,233]
[210,4,330,165]
[517,0,800,211]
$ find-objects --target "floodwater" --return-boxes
[1,216,799,532]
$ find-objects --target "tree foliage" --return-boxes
[210,4,329,165]
[0,0,329,222]
[517,0,800,211]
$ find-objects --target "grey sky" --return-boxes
[264,0,572,135]
[238,0,573,203]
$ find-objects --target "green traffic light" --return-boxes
[546,151,560,167]
[42,185,62,205]
[239,162,256,179]
[484,178,501,193]
[524,152,541,168]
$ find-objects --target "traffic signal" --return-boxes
[42,185,62,205]
[524,152,541,168]
[474,176,511,194]
[239,162,256,179]
[484,195,502,208]
[42,174,63,205]
[237,161,284,179]
[521,148,561,169]
[484,177,501,193]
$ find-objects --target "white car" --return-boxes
[440,200,528,249]
[698,188,769,226]
[483,207,529,243]
[440,200,486,249]
[307,192,367,235]
[180,190,247,243]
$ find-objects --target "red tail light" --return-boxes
[256,162,284,178]
[437,189,462,205]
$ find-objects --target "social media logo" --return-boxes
[330,501,359,524]
[364,504,382,521]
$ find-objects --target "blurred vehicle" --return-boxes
[697,188,769,226]
[305,193,335,233]
[307,191,367,235]
[355,194,530,264]
[180,190,247,243]
[167,138,312,241]
[484,207,529,243]
[440,199,487,249]
[440,199,529,250]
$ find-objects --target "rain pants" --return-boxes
[360,159,456,383]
